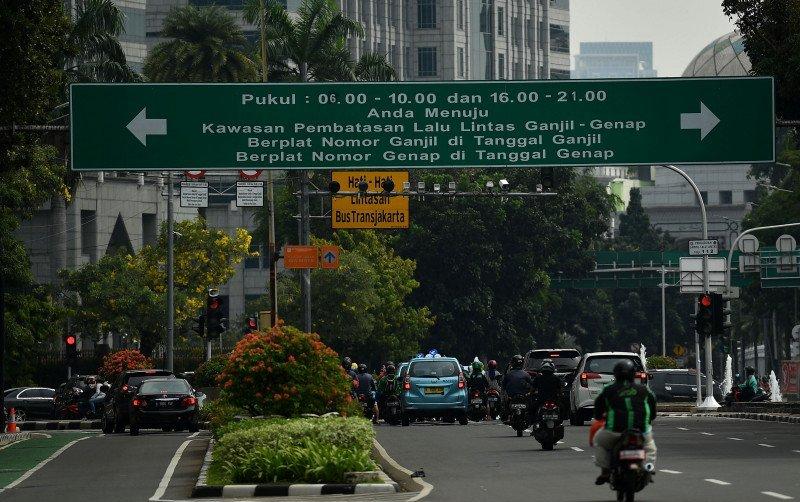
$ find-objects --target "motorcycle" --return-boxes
[724,386,769,406]
[531,400,564,450]
[467,389,486,421]
[609,429,653,502]
[382,394,402,425]
[508,394,530,437]
[486,388,500,420]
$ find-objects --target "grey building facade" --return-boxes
[572,41,656,79]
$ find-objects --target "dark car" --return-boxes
[522,349,581,417]
[650,369,723,402]
[54,375,101,419]
[3,387,56,421]
[102,369,174,433]
[128,378,199,435]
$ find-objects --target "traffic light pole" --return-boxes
[299,65,312,333]
[725,222,800,292]
[663,165,718,410]
[166,171,175,372]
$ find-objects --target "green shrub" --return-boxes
[214,417,375,484]
[218,324,353,417]
[195,354,228,388]
[646,355,678,369]
[200,398,246,437]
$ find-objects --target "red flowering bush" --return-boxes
[218,324,352,417]
[99,349,153,381]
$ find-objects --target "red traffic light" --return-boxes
[65,335,76,346]
[247,318,257,329]
[699,295,712,308]
[209,298,220,310]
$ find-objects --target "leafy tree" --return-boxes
[61,220,252,355]
[144,5,258,83]
[722,0,800,121]
[618,188,669,250]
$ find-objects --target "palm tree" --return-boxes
[61,0,139,85]
[144,5,257,82]
[244,0,395,82]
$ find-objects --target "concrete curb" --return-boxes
[372,438,432,501]
[191,438,397,498]
[663,412,800,424]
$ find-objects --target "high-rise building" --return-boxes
[146,0,571,81]
[572,41,656,79]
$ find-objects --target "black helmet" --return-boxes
[540,359,556,374]
[613,359,636,383]
[358,363,368,373]
[511,354,524,369]
[386,364,396,374]
[386,361,395,368]
[343,357,352,368]
[745,366,756,376]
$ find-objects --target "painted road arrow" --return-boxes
[126,107,167,146]
[680,101,720,141]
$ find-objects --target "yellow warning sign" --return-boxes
[331,171,409,229]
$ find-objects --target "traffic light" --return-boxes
[693,293,714,337]
[190,314,205,338]
[244,317,258,334]
[711,293,732,335]
[64,334,77,360]
[206,290,227,338]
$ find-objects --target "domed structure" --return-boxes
[682,31,751,77]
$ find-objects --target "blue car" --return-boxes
[400,357,468,426]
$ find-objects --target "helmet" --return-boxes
[386,364,396,374]
[488,359,497,370]
[613,359,636,383]
[472,360,484,373]
[745,366,756,376]
[358,363,368,373]
[386,361,395,368]
[511,354,524,369]
[539,359,556,374]
[351,363,358,371]
[343,357,352,368]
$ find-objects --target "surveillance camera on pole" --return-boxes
[402,181,411,192]
[485,180,494,192]
[417,181,426,193]
[433,183,441,193]
[448,181,457,192]
[499,179,510,191]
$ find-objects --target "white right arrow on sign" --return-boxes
[680,101,720,141]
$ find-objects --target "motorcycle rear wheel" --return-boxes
[542,442,553,451]
[516,428,523,437]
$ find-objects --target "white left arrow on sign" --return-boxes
[680,101,720,141]
[126,107,167,146]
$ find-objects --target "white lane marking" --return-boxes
[570,446,584,452]
[660,469,683,474]
[187,431,200,438]
[762,492,794,500]
[677,427,690,430]
[758,443,776,448]
[0,436,91,493]
[557,440,565,444]
[705,479,732,486]
[700,432,715,436]
[793,450,800,453]
[150,439,194,501]
[728,437,743,441]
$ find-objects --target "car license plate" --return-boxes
[510,403,527,409]
[424,387,444,395]
[619,449,646,460]
[156,401,170,409]
[542,413,560,420]
[488,397,498,403]
[471,398,483,404]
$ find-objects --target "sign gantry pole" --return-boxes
[299,63,312,333]
[166,171,174,372]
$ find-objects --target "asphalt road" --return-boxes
[376,416,800,502]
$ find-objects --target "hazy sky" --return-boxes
[570,0,739,77]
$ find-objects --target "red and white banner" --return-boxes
[781,360,799,395]
[184,170,206,179]
[239,170,263,180]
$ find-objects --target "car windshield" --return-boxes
[525,350,581,371]
[409,360,459,378]
[139,380,190,394]
[585,356,643,374]
[127,374,172,388]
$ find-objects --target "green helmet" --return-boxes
[472,360,484,373]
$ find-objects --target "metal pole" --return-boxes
[299,63,311,333]
[695,332,702,406]
[0,251,5,428]
[726,222,800,291]
[663,165,717,408]
[166,172,174,372]
[661,265,667,356]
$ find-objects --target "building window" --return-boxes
[457,47,465,77]
[498,53,505,79]
[389,0,397,26]
[418,47,437,77]
[457,0,464,29]
[720,190,733,205]
[403,46,411,79]
[405,0,412,29]
[550,69,570,79]
[549,24,569,52]
[141,213,157,247]
[479,0,492,33]
[512,16,521,46]
[417,0,436,28]
[485,51,494,79]
[81,210,97,258]
[744,190,758,203]
[700,191,708,205]
[497,6,504,35]
[513,62,522,79]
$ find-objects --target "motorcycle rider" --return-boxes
[356,363,379,423]
[468,360,491,420]
[377,364,398,419]
[487,359,502,389]
[531,359,562,412]
[738,366,759,401]
[593,360,657,486]
[502,355,533,419]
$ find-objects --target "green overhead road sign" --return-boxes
[70,77,774,171]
